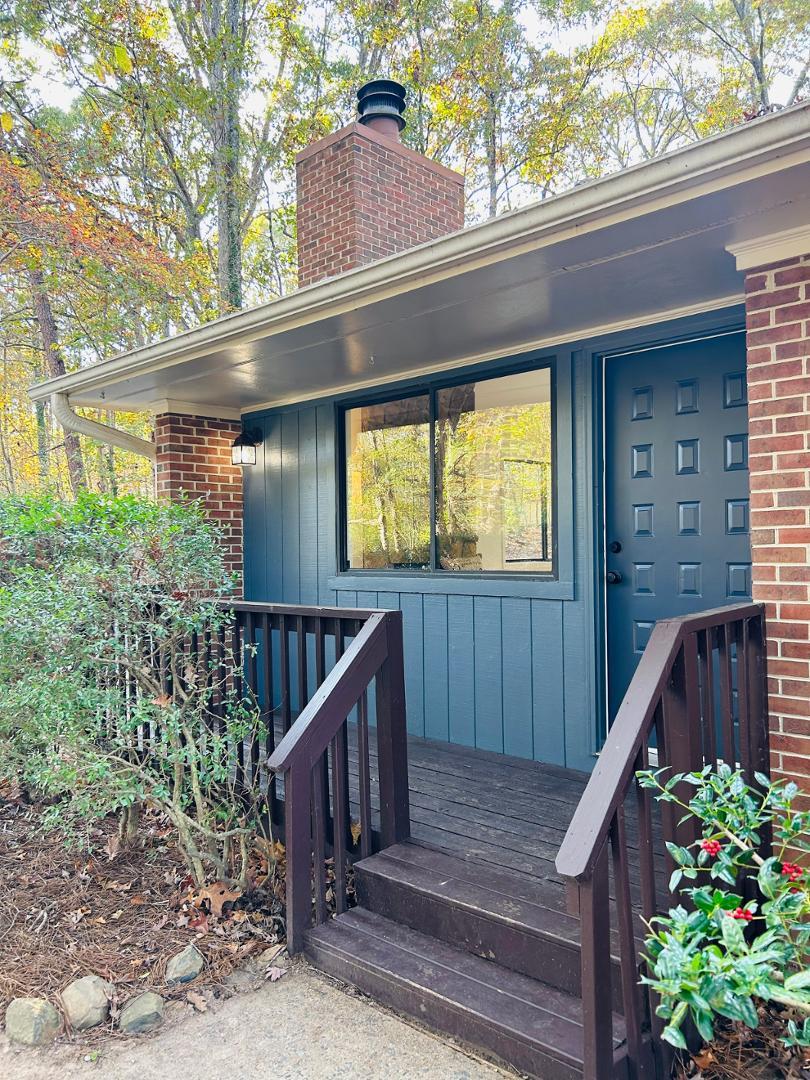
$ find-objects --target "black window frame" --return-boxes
[337,356,558,580]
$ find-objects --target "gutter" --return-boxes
[51,393,156,461]
[29,101,810,406]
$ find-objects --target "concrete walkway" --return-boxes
[2,964,507,1080]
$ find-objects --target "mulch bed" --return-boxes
[0,787,285,1041]
[675,1006,810,1079]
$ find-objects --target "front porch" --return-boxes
[216,597,769,1080]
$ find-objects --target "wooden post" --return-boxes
[284,760,312,954]
[580,841,613,1080]
[375,612,410,849]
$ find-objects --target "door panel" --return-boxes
[605,333,750,720]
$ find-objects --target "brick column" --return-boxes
[154,413,244,591]
[745,254,810,796]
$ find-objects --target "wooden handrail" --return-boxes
[555,602,768,1080]
[556,602,761,882]
[220,599,383,621]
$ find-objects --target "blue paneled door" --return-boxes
[605,333,751,720]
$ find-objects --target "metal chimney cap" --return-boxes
[357,78,407,132]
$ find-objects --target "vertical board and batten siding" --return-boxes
[243,351,598,773]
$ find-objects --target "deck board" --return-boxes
[271,720,668,921]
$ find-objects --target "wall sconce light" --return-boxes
[231,428,261,466]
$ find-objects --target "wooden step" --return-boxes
[355,840,624,1010]
[305,907,628,1080]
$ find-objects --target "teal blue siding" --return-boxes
[241,309,743,772]
[242,354,597,771]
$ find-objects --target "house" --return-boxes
[30,81,810,1078]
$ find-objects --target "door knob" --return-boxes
[606,570,623,585]
[608,540,622,554]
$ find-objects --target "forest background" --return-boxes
[0,0,808,496]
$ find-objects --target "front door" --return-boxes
[605,332,751,720]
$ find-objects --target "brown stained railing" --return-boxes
[556,603,769,1080]
[261,605,410,953]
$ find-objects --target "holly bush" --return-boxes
[637,764,810,1051]
[0,492,265,885]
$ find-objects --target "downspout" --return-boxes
[51,392,156,462]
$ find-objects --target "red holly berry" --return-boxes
[728,907,753,921]
[781,862,804,882]
[701,839,722,858]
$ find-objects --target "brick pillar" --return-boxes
[745,253,810,795]
[154,413,244,591]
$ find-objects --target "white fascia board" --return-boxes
[148,400,242,420]
[28,102,810,405]
[727,223,810,271]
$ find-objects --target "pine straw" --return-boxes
[676,1005,810,1080]
[0,791,284,1042]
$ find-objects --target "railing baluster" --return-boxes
[580,840,613,1080]
[718,622,735,765]
[331,724,349,914]
[296,614,308,711]
[736,618,752,779]
[280,614,292,734]
[261,613,274,756]
[246,611,260,786]
[744,613,770,781]
[311,757,327,925]
[698,627,717,765]
[357,689,373,859]
[635,743,666,1067]
[233,611,247,789]
[662,635,702,850]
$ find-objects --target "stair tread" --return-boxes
[306,906,626,1066]
[359,840,582,944]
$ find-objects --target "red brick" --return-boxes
[783,642,810,660]
[775,265,810,286]
[296,122,464,287]
[745,285,801,312]
[154,412,243,590]
[779,604,810,622]
[747,322,803,346]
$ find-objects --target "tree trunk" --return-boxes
[28,267,86,495]
[35,400,49,483]
[212,0,244,312]
[485,93,498,218]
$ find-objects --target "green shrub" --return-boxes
[0,492,265,885]
[637,764,810,1052]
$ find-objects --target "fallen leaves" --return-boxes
[265,966,286,983]
[201,881,241,918]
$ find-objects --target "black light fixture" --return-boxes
[231,428,260,466]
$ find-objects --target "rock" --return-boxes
[5,998,61,1046]
[61,975,112,1031]
[165,943,204,985]
[118,992,164,1035]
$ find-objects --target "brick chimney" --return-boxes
[296,79,465,288]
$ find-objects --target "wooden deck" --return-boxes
[345,729,667,926]
[364,733,588,884]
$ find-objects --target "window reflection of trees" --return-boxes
[345,368,553,573]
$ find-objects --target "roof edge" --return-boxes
[29,102,810,404]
